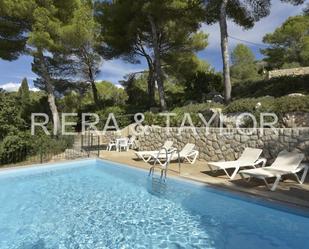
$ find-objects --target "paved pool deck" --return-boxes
[100,150,309,210]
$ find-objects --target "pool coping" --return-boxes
[1,157,309,214]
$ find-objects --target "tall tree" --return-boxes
[230,44,259,83]
[18,78,34,124]
[61,3,103,106]
[0,0,80,134]
[204,0,305,103]
[18,78,30,105]
[27,1,80,134]
[97,0,206,111]
[262,14,309,69]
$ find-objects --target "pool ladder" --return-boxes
[148,147,181,181]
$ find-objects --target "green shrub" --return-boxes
[0,132,30,163]
[223,97,275,114]
[96,106,131,129]
[143,112,166,126]
[143,103,224,127]
[272,95,309,114]
[233,75,309,98]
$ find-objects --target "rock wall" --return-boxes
[137,127,309,162]
[283,112,309,128]
[268,67,309,79]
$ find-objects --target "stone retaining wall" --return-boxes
[268,67,309,78]
[137,127,309,162]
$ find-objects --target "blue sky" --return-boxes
[0,1,306,91]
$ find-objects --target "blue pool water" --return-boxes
[0,159,308,249]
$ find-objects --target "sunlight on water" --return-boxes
[0,160,308,249]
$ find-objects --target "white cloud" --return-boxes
[114,83,124,89]
[1,82,40,92]
[1,82,20,92]
[98,59,146,84]
[30,87,40,92]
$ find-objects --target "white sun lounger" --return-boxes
[207,148,265,179]
[239,150,308,191]
[135,141,174,163]
[154,143,199,164]
[173,143,199,164]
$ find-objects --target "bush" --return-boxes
[143,103,224,127]
[223,97,275,114]
[96,106,131,129]
[142,95,309,128]
[0,132,74,165]
[233,75,309,98]
[0,132,30,163]
[272,95,309,114]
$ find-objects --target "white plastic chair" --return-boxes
[107,139,117,151]
[117,138,129,152]
[127,136,136,149]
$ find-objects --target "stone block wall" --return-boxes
[268,67,309,79]
[137,127,309,162]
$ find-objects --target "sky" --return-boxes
[0,1,306,91]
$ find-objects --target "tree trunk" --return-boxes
[90,80,99,105]
[37,51,61,135]
[145,56,156,108]
[148,15,167,111]
[219,0,232,103]
[47,93,61,135]
[88,66,99,106]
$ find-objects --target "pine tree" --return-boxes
[97,0,207,111]
[230,44,260,83]
[18,78,30,106]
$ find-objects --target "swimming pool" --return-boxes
[0,159,308,249]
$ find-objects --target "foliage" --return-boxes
[96,106,131,129]
[97,0,207,110]
[0,131,30,163]
[204,0,304,102]
[0,92,25,140]
[61,2,103,104]
[0,132,74,164]
[262,14,309,68]
[230,44,260,83]
[164,81,186,109]
[232,75,309,98]
[81,81,128,108]
[144,102,224,127]
[121,74,149,111]
[183,71,223,102]
[18,78,30,104]
[143,94,309,128]
[222,97,274,114]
